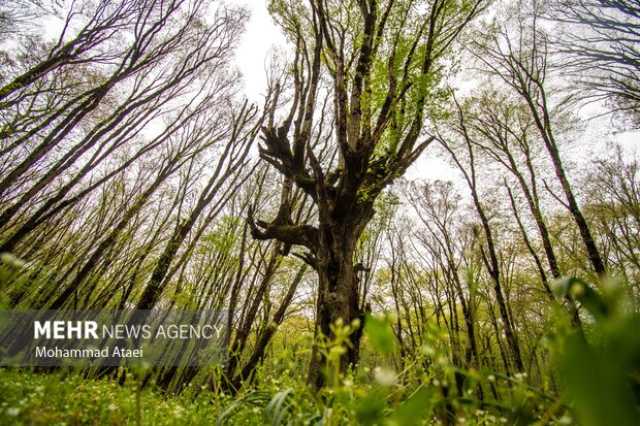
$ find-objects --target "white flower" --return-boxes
[7,407,20,417]
[514,372,526,381]
[558,415,573,424]
[374,367,397,386]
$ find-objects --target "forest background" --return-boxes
[0,0,639,425]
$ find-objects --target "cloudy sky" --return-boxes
[231,0,464,181]
[233,1,637,183]
[234,1,285,100]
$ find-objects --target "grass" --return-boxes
[0,369,221,425]
[0,278,638,425]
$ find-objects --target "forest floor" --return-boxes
[0,369,221,425]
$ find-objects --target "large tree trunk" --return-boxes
[308,214,369,388]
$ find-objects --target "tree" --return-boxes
[548,0,640,123]
[475,5,607,275]
[0,0,248,234]
[448,89,582,324]
[584,146,640,289]
[135,101,261,312]
[408,180,483,395]
[437,102,524,372]
[248,0,485,387]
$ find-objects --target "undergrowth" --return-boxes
[0,277,639,425]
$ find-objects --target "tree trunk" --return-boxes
[308,218,368,389]
[229,264,307,391]
[521,88,606,276]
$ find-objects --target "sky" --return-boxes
[231,0,637,186]
[231,0,461,182]
[39,0,634,188]
[233,0,285,100]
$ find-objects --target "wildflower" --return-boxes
[558,415,572,424]
[6,407,20,417]
[514,372,526,381]
[374,367,397,386]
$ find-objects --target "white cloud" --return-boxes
[232,0,285,100]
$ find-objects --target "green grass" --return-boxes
[1,278,638,425]
[0,369,221,425]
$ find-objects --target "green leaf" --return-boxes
[355,390,386,426]
[552,277,609,319]
[388,388,435,426]
[364,314,396,354]
[557,320,640,426]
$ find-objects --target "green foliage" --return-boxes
[2,285,640,426]
[389,388,436,426]
[0,369,220,425]
[552,277,640,426]
[364,314,396,354]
